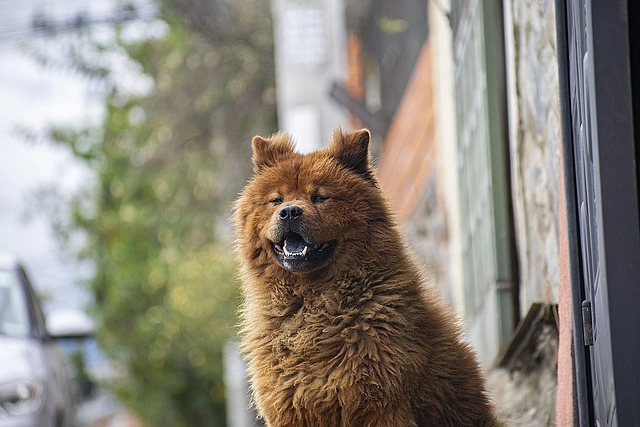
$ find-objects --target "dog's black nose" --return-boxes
[279,205,303,222]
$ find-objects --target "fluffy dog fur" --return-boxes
[233,128,501,426]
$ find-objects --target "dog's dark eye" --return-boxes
[271,196,283,205]
[311,194,328,204]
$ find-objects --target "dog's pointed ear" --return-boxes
[252,133,295,171]
[330,128,374,180]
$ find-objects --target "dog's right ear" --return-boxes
[252,133,295,172]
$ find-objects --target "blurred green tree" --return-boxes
[33,1,276,425]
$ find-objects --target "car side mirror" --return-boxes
[46,309,96,399]
[46,309,95,339]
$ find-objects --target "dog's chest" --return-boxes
[267,283,390,363]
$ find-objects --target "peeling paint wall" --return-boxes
[503,0,561,314]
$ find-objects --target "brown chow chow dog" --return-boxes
[233,128,502,426]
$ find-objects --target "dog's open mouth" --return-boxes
[271,231,337,272]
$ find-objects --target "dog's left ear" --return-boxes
[330,128,374,180]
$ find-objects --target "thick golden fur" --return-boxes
[233,128,502,426]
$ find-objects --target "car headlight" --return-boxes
[0,380,46,417]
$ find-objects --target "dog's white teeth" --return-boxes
[282,245,309,257]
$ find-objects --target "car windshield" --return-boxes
[0,269,30,337]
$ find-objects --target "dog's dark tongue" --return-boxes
[284,232,306,253]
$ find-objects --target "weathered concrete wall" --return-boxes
[503,0,560,314]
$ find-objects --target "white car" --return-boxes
[0,254,85,427]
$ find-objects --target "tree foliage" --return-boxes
[36,1,276,425]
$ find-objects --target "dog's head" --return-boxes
[234,128,389,276]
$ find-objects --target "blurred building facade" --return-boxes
[343,0,522,368]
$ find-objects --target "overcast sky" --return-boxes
[0,0,110,312]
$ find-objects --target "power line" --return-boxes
[0,3,158,44]
[32,4,157,32]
